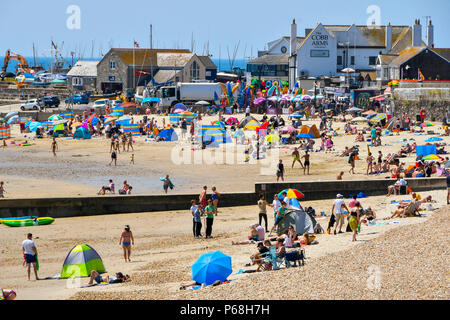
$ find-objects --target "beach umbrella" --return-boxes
[291,95,302,101]
[52,120,68,125]
[226,117,239,125]
[28,122,43,132]
[253,97,266,105]
[266,134,280,143]
[118,116,132,122]
[370,113,387,123]
[346,107,363,112]
[192,251,232,286]
[48,114,63,121]
[279,126,297,133]
[5,112,18,119]
[268,96,280,102]
[195,100,210,105]
[0,117,5,122]
[142,97,160,104]
[362,109,377,115]
[351,117,369,122]
[341,67,355,73]
[300,95,311,101]
[422,154,441,160]
[278,188,305,200]
[313,94,325,99]
[173,103,187,111]
[104,117,115,124]
[7,115,19,124]
[420,122,435,128]
[425,137,443,142]
[109,112,122,117]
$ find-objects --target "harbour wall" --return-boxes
[0,178,446,219]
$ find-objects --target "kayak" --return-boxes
[2,217,55,227]
[0,216,37,223]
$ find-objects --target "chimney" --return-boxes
[290,19,297,56]
[412,18,422,47]
[385,22,392,52]
[427,20,434,48]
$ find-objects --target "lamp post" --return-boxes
[313,80,318,109]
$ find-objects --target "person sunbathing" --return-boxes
[88,270,129,285]
[389,196,432,219]
[360,207,376,225]
[232,224,264,245]
[354,132,364,142]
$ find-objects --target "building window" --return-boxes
[369,56,377,65]
[190,61,200,80]
[350,56,355,65]
[110,60,116,70]
[72,77,83,86]
[337,56,343,65]
[383,68,389,80]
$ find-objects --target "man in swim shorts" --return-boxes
[291,147,304,169]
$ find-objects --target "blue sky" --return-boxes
[1,0,449,60]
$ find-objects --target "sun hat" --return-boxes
[336,194,343,198]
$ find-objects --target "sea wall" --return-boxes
[0,178,446,219]
[0,192,257,218]
[254,178,447,200]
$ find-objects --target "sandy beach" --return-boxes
[0,113,449,300]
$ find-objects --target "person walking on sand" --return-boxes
[291,147,304,169]
[22,233,39,281]
[366,153,374,175]
[199,186,207,209]
[130,153,135,165]
[51,138,58,157]
[211,186,220,210]
[163,175,173,194]
[331,194,349,235]
[119,225,134,262]
[204,199,217,238]
[348,150,356,174]
[109,136,115,153]
[115,137,121,154]
[127,133,134,152]
[349,202,361,241]
[0,181,6,198]
[190,200,204,238]
[121,134,127,152]
[302,151,310,175]
[257,194,269,232]
[109,149,117,166]
[276,160,284,181]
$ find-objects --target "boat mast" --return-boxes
[150,24,153,87]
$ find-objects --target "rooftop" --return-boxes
[247,54,289,65]
[67,60,99,77]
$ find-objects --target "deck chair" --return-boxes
[260,245,285,270]
[404,201,421,217]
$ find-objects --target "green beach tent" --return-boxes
[61,244,105,278]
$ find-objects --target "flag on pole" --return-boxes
[134,40,139,48]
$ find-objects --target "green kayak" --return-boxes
[2,217,55,227]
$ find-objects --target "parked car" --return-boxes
[65,94,89,104]
[38,96,60,108]
[93,99,112,109]
[20,99,42,111]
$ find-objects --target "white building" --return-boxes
[249,19,434,87]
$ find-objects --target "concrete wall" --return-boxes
[0,178,445,219]
[255,178,447,201]
[0,192,257,219]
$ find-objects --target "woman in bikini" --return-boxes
[211,186,220,210]
[119,225,134,262]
